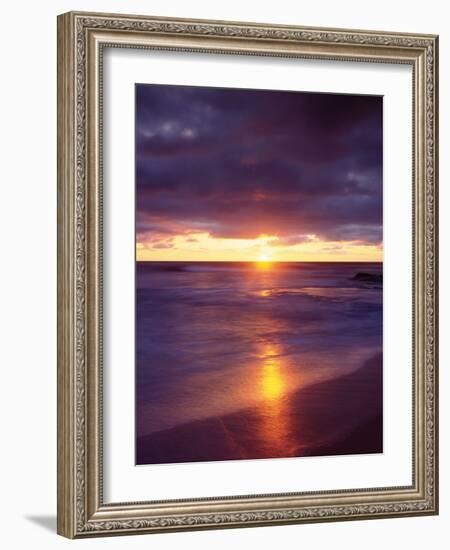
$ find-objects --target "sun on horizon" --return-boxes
[258,248,274,262]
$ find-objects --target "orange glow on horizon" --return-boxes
[255,261,273,270]
[136,230,382,262]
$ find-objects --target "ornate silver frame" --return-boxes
[57,11,439,538]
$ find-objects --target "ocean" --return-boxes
[135,261,383,464]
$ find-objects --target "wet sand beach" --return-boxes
[137,353,382,465]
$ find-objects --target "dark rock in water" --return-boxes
[352,272,382,284]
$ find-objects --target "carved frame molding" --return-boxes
[57,11,438,538]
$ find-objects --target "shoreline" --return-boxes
[137,353,383,466]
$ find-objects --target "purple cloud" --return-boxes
[136,84,382,246]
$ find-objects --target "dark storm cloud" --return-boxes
[135,83,382,245]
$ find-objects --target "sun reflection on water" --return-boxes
[258,289,272,298]
[261,348,286,401]
[257,343,295,456]
[255,259,274,271]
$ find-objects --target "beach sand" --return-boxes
[136,353,382,465]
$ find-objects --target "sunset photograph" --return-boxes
[134,83,383,465]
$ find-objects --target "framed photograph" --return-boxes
[57,11,439,538]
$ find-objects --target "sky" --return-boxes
[135,84,382,262]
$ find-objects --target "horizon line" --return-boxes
[136,259,383,263]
